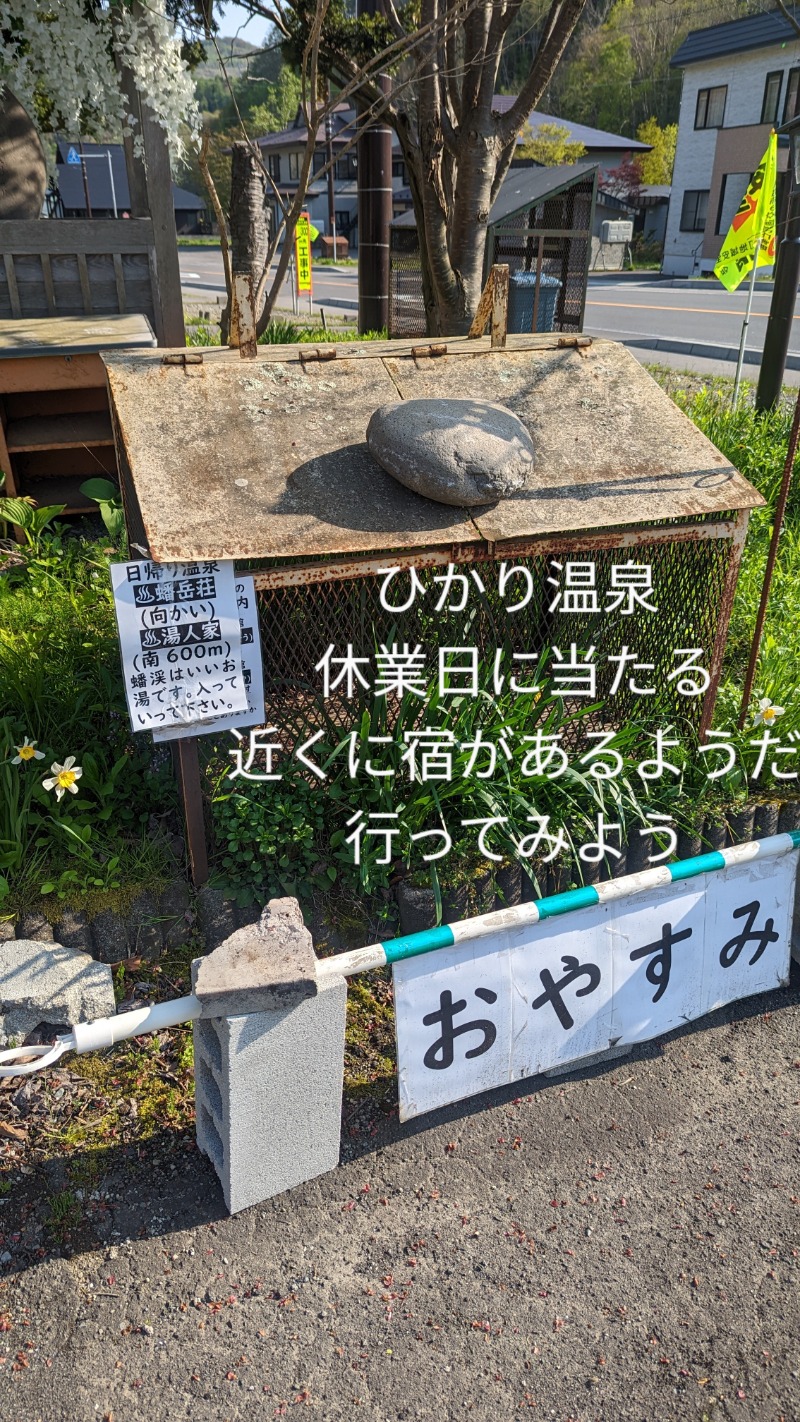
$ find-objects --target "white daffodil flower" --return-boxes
[42,757,83,802]
[753,697,785,727]
[11,736,45,764]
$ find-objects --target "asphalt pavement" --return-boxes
[180,249,800,376]
[2,969,800,1422]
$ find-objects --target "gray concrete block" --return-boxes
[159,878,193,950]
[234,903,261,931]
[792,855,800,967]
[727,804,755,846]
[703,819,727,853]
[196,886,237,951]
[90,908,130,964]
[127,891,162,962]
[53,909,93,955]
[0,940,115,1046]
[193,898,317,1017]
[192,970,347,1214]
[754,802,780,840]
[17,913,53,943]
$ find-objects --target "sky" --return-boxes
[216,3,272,47]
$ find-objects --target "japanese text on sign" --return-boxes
[153,577,265,743]
[110,560,248,732]
[295,211,313,295]
[393,854,795,1120]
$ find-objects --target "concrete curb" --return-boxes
[622,334,800,370]
[652,278,775,291]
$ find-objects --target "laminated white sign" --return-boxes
[110,558,248,732]
[152,577,265,742]
[393,855,795,1121]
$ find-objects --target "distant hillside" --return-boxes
[194,35,261,81]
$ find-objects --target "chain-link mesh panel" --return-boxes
[388,175,594,339]
[489,177,595,334]
[388,226,427,339]
[253,535,732,749]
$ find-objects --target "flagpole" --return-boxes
[733,236,761,406]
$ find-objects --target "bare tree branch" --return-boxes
[198,130,232,294]
[495,0,586,145]
[774,1,800,41]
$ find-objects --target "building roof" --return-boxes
[491,96,649,152]
[54,140,205,212]
[670,7,800,68]
[256,103,363,152]
[256,99,648,155]
[391,162,598,229]
[490,162,598,222]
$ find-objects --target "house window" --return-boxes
[392,158,406,182]
[695,85,727,130]
[716,173,751,236]
[680,189,709,233]
[267,155,280,182]
[335,155,357,180]
[312,151,326,176]
[288,151,300,181]
[784,67,800,123]
[334,209,350,232]
[762,71,783,125]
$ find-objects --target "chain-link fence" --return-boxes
[250,526,737,751]
[389,168,595,339]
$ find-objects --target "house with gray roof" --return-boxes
[256,101,649,250]
[53,141,207,234]
[662,6,798,276]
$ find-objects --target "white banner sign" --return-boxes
[110,559,248,732]
[152,577,265,742]
[394,855,795,1121]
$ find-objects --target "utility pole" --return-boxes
[78,142,92,218]
[356,0,392,334]
[325,93,337,257]
[757,120,800,411]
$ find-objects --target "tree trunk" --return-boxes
[224,142,269,344]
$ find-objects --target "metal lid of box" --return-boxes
[103,334,763,565]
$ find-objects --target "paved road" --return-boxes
[180,249,357,318]
[181,248,800,378]
[2,971,800,1421]
[583,280,800,364]
[180,250,800,370]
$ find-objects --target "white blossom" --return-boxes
[0,0,199,168]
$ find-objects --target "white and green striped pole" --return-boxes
[1,832,798,1077]
[315,830,800,977]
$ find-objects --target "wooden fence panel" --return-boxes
[0,220,160,331]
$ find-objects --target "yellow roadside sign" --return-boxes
[295,211,313,295]
[714,133,777,293]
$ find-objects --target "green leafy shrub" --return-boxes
[0,524,178,904]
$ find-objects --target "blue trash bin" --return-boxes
[507,270,562,334]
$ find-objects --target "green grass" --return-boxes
[0,530,178,912]
[186,316,384,348]
[664,382,799,732]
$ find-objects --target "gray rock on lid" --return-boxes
[366,398,534,506]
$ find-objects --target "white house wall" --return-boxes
[663,38,800,276]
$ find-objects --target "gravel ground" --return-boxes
[1,969,799,1422]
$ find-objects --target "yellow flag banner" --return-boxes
[714,132,777,292]
[295,211,313,294]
